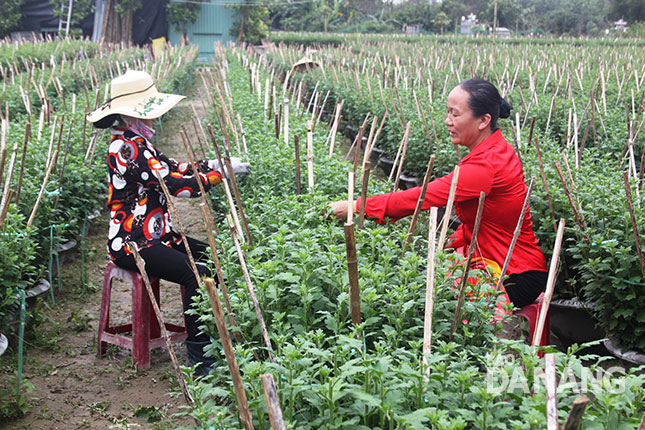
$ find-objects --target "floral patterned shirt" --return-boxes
[106,127,220,261]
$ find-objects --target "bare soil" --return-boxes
[2,78,211,430]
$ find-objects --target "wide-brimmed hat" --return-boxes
[87,70,185,123]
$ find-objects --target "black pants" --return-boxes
[504,270,547,307]
[114,236,211,342]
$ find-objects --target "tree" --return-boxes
[483,0,522,29]
[433,11,451,34]
[50,0,94,35]
[101,0,142,44]
[608,0,645,22]
[229,0,269,44]
[0,0,23,39]
[167,0,202,44]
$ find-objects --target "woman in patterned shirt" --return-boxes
[88,70,223,375]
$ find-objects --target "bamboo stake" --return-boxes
[260,373,286,430]
[392,122,411,192]
[204,278,255,429]
[534,138,557,233]
[129,245,195,408]
[402,155,436,254]
[294,134,301,195]
[437,166,460,250]
[1,143,18,211]
[226,214,275,362]
[283,98,289,146]
[449,192,485,340]
[0,120,8,199]
[562,396,590,430]
[328,100,344,157]
[15,122,30,204]
[357,161,371,230]
[344,222,361,326]
[623,172,645,279]
[639,414,645,430]
[545,353,558,430]
[306,120,314,189]
[532,218,565,346]
[347,170,354,226]
[0,189,13,228]
[422,206,439,374]
[554,161,586,232]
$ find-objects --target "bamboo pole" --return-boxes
[532,218,565,346]
[294,134,301,195]
[226,214,275,362]
[344,222,361,326]
[639,414,645,430]
[392,122,411,192]
[306,120,314,189]
[0,120,6,190]
[554,161,586,232]
[402,155,436,254]
[545,353,558,430]
[347,170,354,226]
[27,150,58,227]
[0,142,18,213]
[129,245,195,408]
[357,161,371,230]
[437,166,460,250]
[423,207,439,374]
[204,279,255,430]
[450,192,485,340]
[0,189,13,228]
[328,100,344,157]
[260,373,286,430]
[15,122,31,204]
[495,177,536,291]
[562,396,589,430]
[623,172,645,279]
[534,138,557,233]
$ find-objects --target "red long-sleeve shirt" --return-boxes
[358,129,547,275]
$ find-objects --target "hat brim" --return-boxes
[87,91,185,123]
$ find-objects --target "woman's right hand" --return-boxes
[329,200,357,222]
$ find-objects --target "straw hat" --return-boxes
[87,70,185,123]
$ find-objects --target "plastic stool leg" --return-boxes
[97,266,114,357]
[149,279,161,340]
[131,273,151,370]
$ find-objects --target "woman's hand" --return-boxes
[329,200,357,222]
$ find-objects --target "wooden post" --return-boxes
[129,245,194,408]
[532,218,565,346]
[344,223,361,326]
[562,396,590,430]
[437,166,460,250]
[495,177,536,291]
[27,150,58,227]
[306,120,314,189]
[623,172,645,279]
[392,122,411,192]
[204,279,255,430]
[260,373,286,430]
[450,192,485,340]
[357,161,371,230]
[402,155,436,254]
[226,215,275,362]
[294,134,301,195]
[545,353,558,430]
[423,207,439,374]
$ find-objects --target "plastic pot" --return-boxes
[604,339,645,367]
[550,298,607,354]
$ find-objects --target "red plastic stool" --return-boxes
[513,292,551,347]
[97,261,188,369]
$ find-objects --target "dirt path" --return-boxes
[5,77,211,430]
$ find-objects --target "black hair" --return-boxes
[458,78,512,131]
[92,114,122,129]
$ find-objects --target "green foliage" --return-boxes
[0,0,23,39]
[167,0,202,39]
[228,1,269,44]
[50,0,94,32]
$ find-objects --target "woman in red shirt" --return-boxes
[331,78,547,307]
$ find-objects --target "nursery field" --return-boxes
[1,33,645,429]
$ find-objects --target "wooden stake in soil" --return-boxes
[437,166,460,251]
[450,191,485,340]
[423,207,439,374]
[129,244,195,408]
[27,150,58,227]
[306,120,314,189]
[15,122,30,204]
[403,155,436,254]
[623,172,645,279]
[226,215,275,362]
[562,396,590,430]
[294,134,302,195]
[495,177,536,291]
[545,353,558,430]
[344,222,361,326]
[392,122,411,192]
[260,373,286,430]
[534,138,557,233]
[357,161,371,230]
[554,161,586,232]
[532,218,565,346]
[0,189,14,229]
[204,278,255,430]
